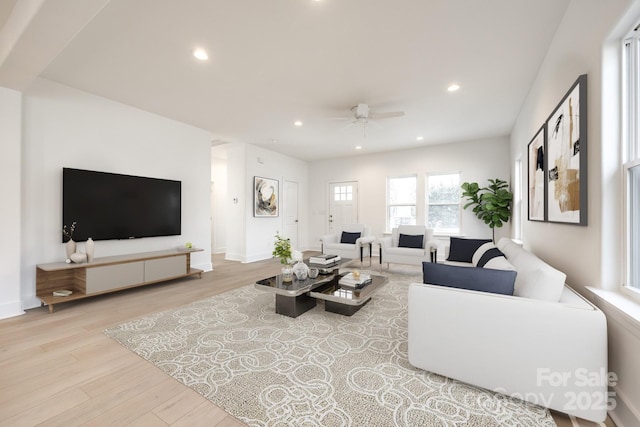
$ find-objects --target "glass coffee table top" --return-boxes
[309,274,388,306]
[255,257,352,296]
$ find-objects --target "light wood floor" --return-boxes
[0,253,615,427]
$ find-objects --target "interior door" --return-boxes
[328,181,358,234]
[282,180,299,249]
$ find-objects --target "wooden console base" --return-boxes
[36,248,203,313]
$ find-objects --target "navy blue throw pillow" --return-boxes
[422,262,516,295]
[398,233,424,249]
[447,237,492,263]
[341,231,361,244]
[477,247,506,268]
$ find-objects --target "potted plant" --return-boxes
[461,178,513,242]
[273,233,293,281]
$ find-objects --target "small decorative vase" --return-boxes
[86,238,95,262]
[281,265,294,282]
[70,252,87,264]
[293,261,309,280]
[65,239,76,259]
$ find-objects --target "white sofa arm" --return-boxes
[376,236,393,249]
[408,283,608,422]
[320,234,338,244]
[357,235,375,246]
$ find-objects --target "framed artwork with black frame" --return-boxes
[254,176,279,217]
[527,125,546,222]
[545,74,588,225]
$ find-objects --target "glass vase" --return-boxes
[281,265,293,282]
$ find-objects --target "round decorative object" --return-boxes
[65,239,76,259]
[70,252,87,264]
[281,265,293,282]
[85,238,95,262]
[293,261,309,280]
[308,268,319,279]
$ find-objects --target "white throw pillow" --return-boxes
[483,256,516,271]
[472,242,496,266]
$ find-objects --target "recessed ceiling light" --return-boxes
[294,121,303,127]
[416,136,424,141]
[447,84,460,92]
[193,48,208,61]
[355,145,362,150]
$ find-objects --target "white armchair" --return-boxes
[320,224,375,265]
[377,225,438,270]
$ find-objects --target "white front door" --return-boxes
[328,181,358,234]
[282,180,299,249]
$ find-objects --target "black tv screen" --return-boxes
[62,168,181,242]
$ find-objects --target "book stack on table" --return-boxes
[339,272,372,288]
[309,254,341,265]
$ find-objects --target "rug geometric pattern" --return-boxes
[105,270,555,427]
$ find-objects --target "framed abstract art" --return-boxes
[527,125,546,221]
[545,74,587,225]
[254,176,279,217]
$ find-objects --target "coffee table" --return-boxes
[309,274,387,316]
[255,258,387,317]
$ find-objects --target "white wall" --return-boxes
[21,78,213,309]
[211,148,228,254]
[308,137,511,249]
[511,1,640,425]
[0,87,25,319]
[220,142,309,263]
[244,144,309,262]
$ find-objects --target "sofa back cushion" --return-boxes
[447,237,492,263]
[422,262,516,295]
[496,238,566,302]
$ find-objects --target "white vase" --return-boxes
[70,252,86,264]
[65,239,76,259]
[293,261,309,280]
[86,238,95,262]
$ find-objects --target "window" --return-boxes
[426,173,460,234]
[623,25,640,291]
[513,158,523,241]
[333,184,353,201]
[387,175,416,230]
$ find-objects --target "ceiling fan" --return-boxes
[331,103,405,136]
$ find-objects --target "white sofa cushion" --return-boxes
[496,238,566,302]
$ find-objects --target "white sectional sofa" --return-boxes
[407,238,608,422]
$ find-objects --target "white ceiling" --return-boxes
[1,0,570,161]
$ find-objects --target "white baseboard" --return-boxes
[0,300,25,319]
[193,262,213,272]
[610,384,640,427]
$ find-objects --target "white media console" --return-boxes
[36,248,203,313]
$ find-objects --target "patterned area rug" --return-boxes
[105,269,555,427]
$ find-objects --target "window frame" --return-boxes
[425,172,461,235]
[622,23,640,297]
[386,174,417,232]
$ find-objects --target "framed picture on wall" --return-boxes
[254,176,279,217]
[545,74,587,225]
[527,125,546,221]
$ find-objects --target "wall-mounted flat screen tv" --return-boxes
[62,168,181,242]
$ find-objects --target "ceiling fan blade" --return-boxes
[370,111,405,120]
